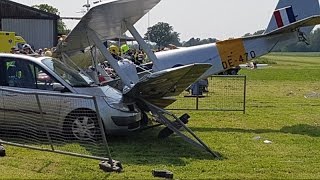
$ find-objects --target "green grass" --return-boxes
[254,57,277,65]
[1,53,320,179]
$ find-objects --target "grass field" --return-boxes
[1,53,320,179]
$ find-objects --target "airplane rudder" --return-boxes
[264,0,320,34]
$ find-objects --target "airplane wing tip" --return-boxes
[57,0,162,56]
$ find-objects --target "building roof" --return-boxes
[0,0,60,20]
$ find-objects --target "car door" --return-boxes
[0,58,6,128]
[0,89,5,136]
[28,61,65,126]
[2,57,63,138]
[0,89,4,124]
[0,89,3,112]
[2,57,43,137]
[0,60,5,122]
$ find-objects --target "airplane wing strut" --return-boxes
[125,21,161,70]
[143,100,222,159]
[87,28,136,90]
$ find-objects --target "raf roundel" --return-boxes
[273,6,297,28]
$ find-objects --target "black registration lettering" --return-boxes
[222,61,229,69]
[239,55,244,62]
[250,51,256,59]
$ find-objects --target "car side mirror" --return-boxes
[53,83,65,92]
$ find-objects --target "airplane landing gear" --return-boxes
[0,144,5,157]
[158,114,190,139]
[298,29,310,45]
[143,100,222,159]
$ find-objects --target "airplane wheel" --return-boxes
[223,71,229,75]
[230,69,238,75]
[64,110,101,141]
[0,144,5,157]
[140,112,149,127]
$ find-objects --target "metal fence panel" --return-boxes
[167,75,246,113]
[0,89,4,128]
[0,88,112,161]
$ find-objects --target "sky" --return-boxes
[12,0,280,41]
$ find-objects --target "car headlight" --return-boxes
[104,97,130,112]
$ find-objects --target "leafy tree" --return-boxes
[242,33,252,37]
[182,37,217,47]
[183,37,201,47]
[144,22,181,47]
[243,30,265,37]
[33,4,59,14]
[253,30,265,36]
[32,4,70,35]
[309,28,320,51]
[275,28,320,52]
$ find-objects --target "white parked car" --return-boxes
[0,53,142,140]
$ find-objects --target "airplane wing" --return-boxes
[56,0,161,56]
[124,64,212,106]
[266,15,320,36]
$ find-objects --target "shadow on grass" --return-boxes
[0,126,217,167]
[3,124,318,167]
[192,124,320,137]
[106,128,218,166]
[280,124,320,137]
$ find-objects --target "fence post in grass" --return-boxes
[92,96,114,166]
[243,76,247,114]
[35,94,55,151]
[196,95,199,110]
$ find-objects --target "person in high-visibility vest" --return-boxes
[121,44,136,62]
[121,44,130,55]
[109,45,120,55]
[108,45,121,60]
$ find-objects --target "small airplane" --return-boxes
[152,0,320,79]
[56,0,320,158]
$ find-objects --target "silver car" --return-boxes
[0,53,142,140]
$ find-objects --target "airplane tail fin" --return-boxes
[264,0,320,35]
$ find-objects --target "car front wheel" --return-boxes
[64,110,101,141]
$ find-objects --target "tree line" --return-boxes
[144,22,218,48]
[243,29,320,52]
[33,4,320,52]
[275,29,320,52]
[145,22,320,52]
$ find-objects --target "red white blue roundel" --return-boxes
[273,6,297,28]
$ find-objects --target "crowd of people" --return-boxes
[108,44,148,65]
[9,35,69,56]
[8,36,180,85]
[10,43,54,57]
[106,43,179,65]
[9,34,178,65]
[84,43,150,84]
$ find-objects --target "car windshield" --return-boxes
[42,58,93,87]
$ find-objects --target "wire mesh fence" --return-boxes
[0,88,112,161]
[167,75,246,113]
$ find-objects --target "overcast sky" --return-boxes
[13,0,280,41]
